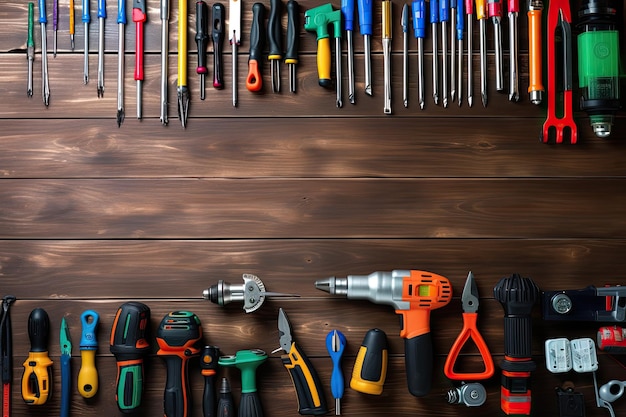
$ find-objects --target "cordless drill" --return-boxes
[110,302,151,413]
[315,270,452,397]
[156,311,203,417]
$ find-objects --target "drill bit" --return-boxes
[401,3,408,108]
[465,0,473,106]
[358,0,372,96]
[83,0,90,84]
[488,0,503,92]
[412,0,425,110]
[177,0,190,128]
[476,0,487,107]
[508,0,519,101]
[430,0,439,105]
[440,0,449,108]
[341,0,355,103]
[450,0,456,103]
[97,0,106,98]
[285,0,299,94]
[133,0,146,119]
[27,2,34,97]
[70,0,75,49]
[160,0,169,124]
[116,0,126,127]
[229,0,241,107]
[382,0,392,114]
[39,0,50,106]
[456,0,463,106]
[53,0,58,57]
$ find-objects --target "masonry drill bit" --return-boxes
[488,0,503,92]
[475,0,487,106]
[83,0,90,84]
[508,0,519,101]
[70,0,75,49]
[229,0,241,107]
[177,0,190,128]
[53,0,58,57]
[116,0,126,126]
[27,2,34,97]
[39,0,50,106]
[97,0,106,97]
[440,0,449,107]
[456,0,463,106]
[358,0,373,96]
[412,0,425,109]
[401,3,408,108]
[341,0,355,103]
[430,0,439,105]
[382,0,392,114]
[160,0,169,124]
[133,0,146,119]
[465,0,473,106]
[450,0,456,103]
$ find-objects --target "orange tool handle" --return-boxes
[246,2,265,92]
[443,312,494,380]
[527,8,543,95]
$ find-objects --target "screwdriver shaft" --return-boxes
[84,22,89,83]
[27,2,34,97]
[508,10,519,101]
[160,0,169,124]
[479,18,486,106]
[432,21,438,105]
[347,31,354,102]
[229,0,241,106]
[39,0,50,106]
[232,41,238,106]
[402,3,408,108]
[382,0,391,114]
[441,20,448,107]
[418,37,424,109]
[364,34,371,96]
[98,16,105,97]
[466,15,472,107]
[493,16,503,91]
[450,6,456,103]
[117,22,124,126]
[53,0,58,57]
[335,37,342,108]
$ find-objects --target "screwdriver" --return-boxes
[401,3,408,108]
[83,0,90,84]
[117,0,125,126]
[508,0,519,101]
[212,3,225,89]
[77,310,99,398]
[412,0,425,110]
[177,0,190,128]
[21,308,53,405]
[341,0,355,102]
[53,0,58,57]
[350,328,387,395]
[285,0,299,93]
[97,0,105,97]
[488,0,503,92]
[456,0,463,106]
[527,0,543,105]
[70,0,75,50]
[357,0,372,96]
[195,0,209,100]
[160,0,169,124]
[246,2,265,92]
[216,378,235,417]
[39,0,50,106]
[430,0,439,105]
[133,0,146,119]
[200,346,219,417]
[229,0,241,106]
[334,11,343,108]
[440,0,449,107]
[267,0,283,93]
[326,330,346,415]
[475,0,487,106]
[382,0,392,114]
[27,2,34,97]
[465,0,473,106]
[450,0,456,103]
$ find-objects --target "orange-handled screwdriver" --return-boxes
[246,3,265,92]
[527,0,543,105]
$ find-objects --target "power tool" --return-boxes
[542,285,626,322]
[78,310,100,398]
[21,308,53,405]
[110,302,151,412]
[577,0,621,138]
[493,273,541,416]
[156,311,203,417]
[315,269,452,397]
[200,345,220,417]
[219,349,267,417]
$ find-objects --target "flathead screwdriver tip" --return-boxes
[365,85,372,96]
[404,99,408,108]
[349,94,355,105]
[117,109,124,127]
[481,93,487,108]
[420,101,424,110]
[468,95,473,107]
[71,35,75,50]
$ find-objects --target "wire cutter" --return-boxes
[443,271,494,380]
[60,318,72,417]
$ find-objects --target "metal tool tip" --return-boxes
[443,98,448,108]
[509,92,520,102]
[337,100,343,108]
[468,96,473,107]
[97,87,104,98]
[84,75,89,84]
[481,94,487,107]
[365,86,372,96]
[117,109,125,127]
[27,89,33,97]
[349,94,355,104]
[451,90,456,102]
[433,95,439,105]
[314,279,331,293]
[403,100,408,108]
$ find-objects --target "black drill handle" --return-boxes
[267,0,282,58]
[200,346,219,417]
[249,3,265,63]
[212,3,225,88]
[163,355,193,417]
[285,0,299,62]
[239,392,263,417]
[195,0,209,74]
[28,308,50,353]
[404,332,432,397]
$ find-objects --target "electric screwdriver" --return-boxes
[316,269,452,397]
[21,308,53,405]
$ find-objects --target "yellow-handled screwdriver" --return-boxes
[78,310,99,398]
[350,328,388,395]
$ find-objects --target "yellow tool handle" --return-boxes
[69,0,74,35]
[316,37,331,88]
[21,352,53,405]
[527,8,543,94]
[475,0,486,20]
[178,0,187,87]
[350,329,388,395]
[78,350,99,398]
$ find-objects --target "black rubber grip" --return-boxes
[211,3,225,88]
[285,0,299,62]
[239,392,264,417]
[200,346,219,417]
[163,355,193,417]
[267,0,282,58]
[281,343,327,415]
[355,328,387,383]
[249,3,266,63]
[404,333,432,397]
[195,0,209,74]
[28,308,50,353]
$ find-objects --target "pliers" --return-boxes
[277,308,327,415]
[443,272,494,380]
[60,318,72,417]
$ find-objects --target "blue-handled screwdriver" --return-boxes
[412,0,426,109]
[326,330,346,415]
[357,0,372,96]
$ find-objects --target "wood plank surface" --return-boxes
[2,0,626,415]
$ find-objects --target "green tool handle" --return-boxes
[163,355,193,417]
[28,3,34,47]
[115,359,144,412]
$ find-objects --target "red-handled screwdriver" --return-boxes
[195,0,209,100]
[133,0,146,119]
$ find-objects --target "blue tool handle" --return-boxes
[39,0,47,23]
[357,0,372,35]
[450,0,456,7]
[456,0,463,39]
[440,0,449,22]
[60,354,71,417]
[341,0,354,32]
[98,0,106,18]
[117,0,126,23]
[412,0,425,38]
[80,310,99,349]
[326,331,346,400]
[83,0,90,22]
[430,0,439,23]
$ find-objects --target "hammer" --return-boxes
[304,4,343,107]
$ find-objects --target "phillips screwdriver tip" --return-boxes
[433,95,439,105]
[27,89,33,97]
[97,87,104,98]
[509,92,519,102]
[349,94,355,105]
[365,85,372,96]
[177,87,190,129]
[481,93,487,108]
[117,109,125,127]
[443,98,448,108]
[336,99,343,108]
[451,90,456,103]
[404,100,408,108]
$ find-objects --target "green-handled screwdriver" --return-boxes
[326,330,346,415]
[27,2,34,97]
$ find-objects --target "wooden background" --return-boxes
[2,0,626,415]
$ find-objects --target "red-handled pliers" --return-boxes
[443,271,494,381]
